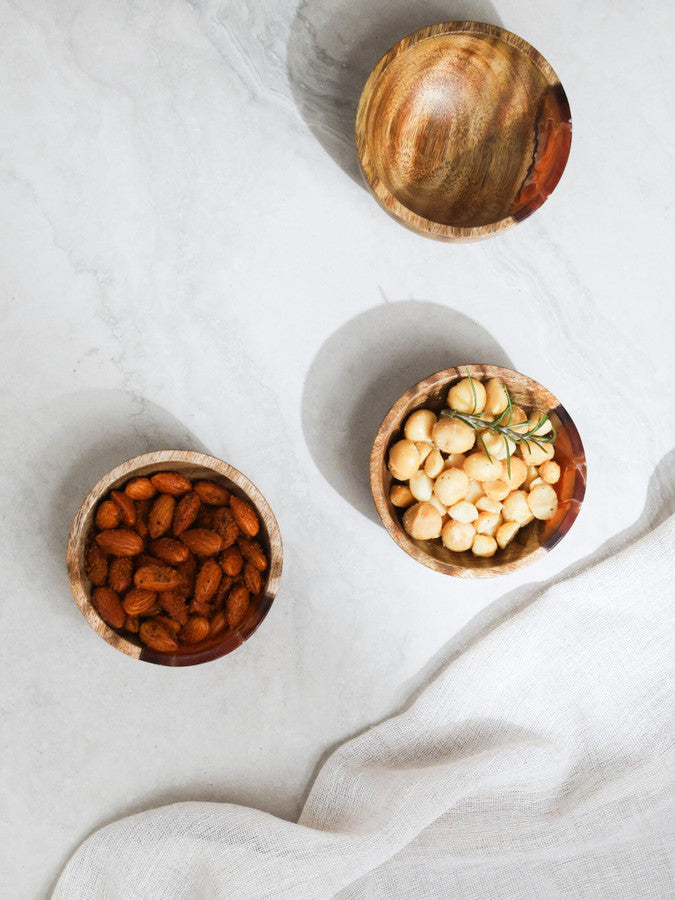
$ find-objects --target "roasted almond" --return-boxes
[208,610,228,638]
[238,538,268,571]
[95,500,122,531]
[122,588,158,616]
[134,564,181,591]
[111,490,136,526]
[92,586,126,629]
[134,499,151,538]
[230,496,260,537]
[124,615,140,633]
[96,529,144,557]
[108,557,133,593]
[150,537,189,566]
[211,507,239,549]
[244,562,262,595]
[134,554,163,569]
[180,528,222,557]
[227,585,249,628]
[180,616,210,645]
[152,614,181,634]
[176,554,198,598]
[173,492,200,537]
[124,477,156,500]
[148,494,175,539]
[159,589,188,625]
[220,544,244,577]
[150,472,192,496]
[194,480,230,506]
[189,599,211,618]
[139,620,178,652]
[85,541,108,586]
[194,559,222,604]
[212,574,234,609]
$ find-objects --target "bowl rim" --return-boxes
[355,20,572,242]
[369,365,586,577]
[67,450,283,666]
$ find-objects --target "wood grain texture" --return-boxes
[356,22,572,242]
[370,365,586,578]
[67,451,283,666]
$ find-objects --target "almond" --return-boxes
[124,477,156,500]
[220,544,244,577]
[244,562,262,595]
[159,589,189,625]
[134,499,151,538]
[227,585,249,628]
[194,480,230,506]
[95,500,122,531]
[134,554,163,570]
[208,610,228,638]
[189,599,211,618]
[173,492,200,537]
[134,564,181,591]
[238,538,268,571]
[150,537,189,566]
[96,529,144,557]
[152,614,181,634]
[194,559,222,604]
[122,588,158,616]
[180,528,222,557]
[85,542,108,586]
[150,472,192,496]
[108,557,133,593]
[230,496,260,537]
[124,615,140,633]
[148,494,175,539]
[176,554,197,598]
[212,574,234,609]
[92,586,126,629]
[180,616,210,645]
[111,490,136,526]
[139,620,178,652]
[211,507,239,549]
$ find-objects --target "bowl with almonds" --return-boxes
[67,451,282,665]
[370,365,586,577]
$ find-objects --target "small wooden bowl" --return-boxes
[67,451,283,666]
[356,22,572,241]
[370,366,586,577]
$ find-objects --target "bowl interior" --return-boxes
[370,366,586,577]
[67,451,282,665]
[357,23,571,237]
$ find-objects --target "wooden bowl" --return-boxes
[67,451,283,666]
[356,22,572,241]
[370,365,586,577]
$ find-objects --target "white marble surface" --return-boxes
[0,0,673,896]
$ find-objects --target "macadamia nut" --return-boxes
[410,470,434,502]
[485,378,509,416]
[539,460,561,484]
[404,409,437,442]
[472,534,497,557]
[447,377,486,414]
[390,484,414,507]
[424,448,445,478]
[475,511,501,536]
[480,430,516,461]
[402,502,443,540]
[464,452,503,483]
[520,440,555,466]
[502,490,534,526]
[388,440,421,480]
[448,500,479,524]
[441,520,475,552]
[434,468,469,507]
[527,484,559,520]
[432,418,476,454]
[465,479,484,504]
[501,457,527,490]
[476,496,502,514]
[415,442,433,464]
[483,480,511,501]
[496,521,520,549]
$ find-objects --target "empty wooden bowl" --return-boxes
[370,365,586,577]
[356,22,572,241]
[67,450,283,665]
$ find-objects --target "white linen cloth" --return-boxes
[54,514,674,899]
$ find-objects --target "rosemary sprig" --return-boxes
[441,372,556,477]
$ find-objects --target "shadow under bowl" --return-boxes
[370,365,586,577]
[67,450,283,666]
[356,21,572,241]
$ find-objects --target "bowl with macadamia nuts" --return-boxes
[370,365,586,577]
